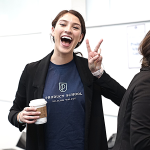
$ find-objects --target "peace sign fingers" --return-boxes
[94,39,103,52]
[86,39,94,53]
[86,38,103,73]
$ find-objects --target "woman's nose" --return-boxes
[65,25,72,34]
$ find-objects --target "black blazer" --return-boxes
[113,67,150,150]
[8,51,125,150]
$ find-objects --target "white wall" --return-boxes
[86,0,150,26]
[0,0,150,148]
[0,101,23,149]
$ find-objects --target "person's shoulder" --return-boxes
[129,68,150,89]
[138,67,150,82]
[134,67,150,80]
[25,53,51,72]
[74,54,88,63]
[74,55,89,68]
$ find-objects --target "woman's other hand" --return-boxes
[86,39,103,73]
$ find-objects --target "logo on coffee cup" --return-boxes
[59,82,67,92]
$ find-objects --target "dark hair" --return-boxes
[51,10,86,49]
[139,30,150,67]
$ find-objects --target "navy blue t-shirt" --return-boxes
[43,59,85,150]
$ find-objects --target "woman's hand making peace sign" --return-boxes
[86,39,103,73]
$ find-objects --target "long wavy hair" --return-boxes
[139,30,150,67]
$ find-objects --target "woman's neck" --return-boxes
[50,50,74,65]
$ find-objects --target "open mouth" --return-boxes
[61,36,72,46]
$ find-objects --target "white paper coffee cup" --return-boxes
[29,98,47,124]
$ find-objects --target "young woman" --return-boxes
[113,30,150,150]
[8,10,125,150]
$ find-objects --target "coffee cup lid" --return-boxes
[29,98,47,106]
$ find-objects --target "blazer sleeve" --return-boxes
[95,71,126,106]
[8,65,28,131]
[130,78,150,150]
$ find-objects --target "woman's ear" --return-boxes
[51,26,55,36]
[79,33,84,42]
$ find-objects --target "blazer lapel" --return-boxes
[32,51,53,99]
[74,54,94,146]
[32,51,53,150]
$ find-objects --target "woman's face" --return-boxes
[51,13,83,55]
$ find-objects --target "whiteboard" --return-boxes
[127,24,145,68]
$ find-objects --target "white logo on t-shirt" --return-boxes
[59,82,67,92]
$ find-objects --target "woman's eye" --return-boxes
[60,24,65,26]
[73,27,79,30]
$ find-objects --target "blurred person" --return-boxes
[113,30,150,150]
[8,10,125,150]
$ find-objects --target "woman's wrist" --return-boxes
[92,67,104,78]
[17,112,24,124]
